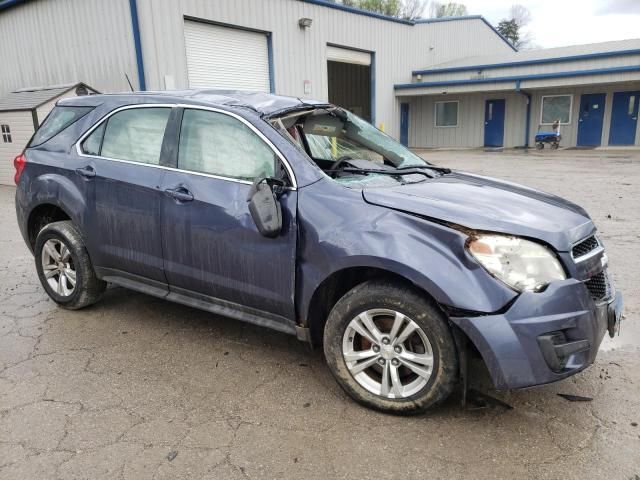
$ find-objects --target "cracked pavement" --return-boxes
[1,149,639,479]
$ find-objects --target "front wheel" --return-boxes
[323,280,458,414]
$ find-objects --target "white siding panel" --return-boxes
[0,112,34,185]
[184,20,270,91]
[327,45,371,66]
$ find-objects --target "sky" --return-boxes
[458,0,640,49]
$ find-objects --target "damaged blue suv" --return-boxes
[15,90,623,413]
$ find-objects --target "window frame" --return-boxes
[434,100,459,128]
[1,124,11,143]
[76,103,297,189]
[540,94,573,125]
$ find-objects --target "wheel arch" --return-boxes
[303,263,449,348]
[26,203,72,250]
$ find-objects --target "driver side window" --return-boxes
[178,109,276,181]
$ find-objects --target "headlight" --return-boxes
[467,234,566,292]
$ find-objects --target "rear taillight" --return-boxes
[13,153,26,184]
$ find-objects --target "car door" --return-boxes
[159,106,298,322]
[76,105,173,285]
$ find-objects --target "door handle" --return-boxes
[76,166,96,178]
[164,187,194,202]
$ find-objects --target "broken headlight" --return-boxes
[467,234,566,292]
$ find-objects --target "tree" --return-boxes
[428,2,468,18]
[332,0,428,20]
[496,4,535,49]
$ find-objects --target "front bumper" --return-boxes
[450,279,623,390]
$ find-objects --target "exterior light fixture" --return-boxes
[298,17,313,28]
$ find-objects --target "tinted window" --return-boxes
[81,122,105,156]
[435,101,458,127]
[30,106,93,147]
[178,109,276,181]
[99,108,171,165]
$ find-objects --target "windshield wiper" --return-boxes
[396,164,452,174]
[336,167,437,179]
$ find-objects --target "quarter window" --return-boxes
[178,109,276,181]
[1,124,11,143]
[83,107,171,165]
[541,95,572,124]
[435,101,458,127]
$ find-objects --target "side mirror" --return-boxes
[247,178,284,238]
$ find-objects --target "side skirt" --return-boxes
[95,267,298,337]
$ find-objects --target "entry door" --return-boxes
[609,91,639,145]
[577,93,606,146]
[400,103,409,146]
[160,107,297,320]
[484,99,505,147]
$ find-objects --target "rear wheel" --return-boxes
[536,142,544,150]
[323,280,458,414]
[34,221,106,309]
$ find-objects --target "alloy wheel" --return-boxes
[342,308,434,399]
[41,238,76,297]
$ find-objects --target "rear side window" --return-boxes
[82,107,171,165]
[30,106,93,147]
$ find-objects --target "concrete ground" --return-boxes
[1,149,639,479]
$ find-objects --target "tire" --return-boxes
[323,280,458,414]
[34,220,106,310]
[536,142,544,150]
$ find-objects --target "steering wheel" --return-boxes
[330,155,353,173]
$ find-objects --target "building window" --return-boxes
[435,101,458,127]
[541,95,572,125]
[1,124,11,143]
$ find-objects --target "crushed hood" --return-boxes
[362,171,594,251]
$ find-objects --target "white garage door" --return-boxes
[184,20,271,92]
[327,45,371,66]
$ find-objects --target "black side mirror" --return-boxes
[247,177,284,238]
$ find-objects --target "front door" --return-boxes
[577,93,606,146]
[484,99,505,147]
[609,91,639,145]
[76,105,172,284]
[400,103,409,146]
[159,107,297,321]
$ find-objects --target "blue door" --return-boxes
[400,103,409,146]
[609,91,639,145]
[577,93,606,146]
[484,99,505,147]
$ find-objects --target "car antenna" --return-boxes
[124,73,135,92]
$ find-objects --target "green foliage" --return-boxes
[496,18,519,46]
[334,0,427,20]
[429,2,468,18]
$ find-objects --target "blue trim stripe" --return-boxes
[413,48,640,75]
[267,33,276,94]
[128,0,146,91]
[299,0,517,53]
[0,0,27,10]
[395,64,640,90]
[300,0,413,25]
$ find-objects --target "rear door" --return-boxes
[76,105,173,285]
[159,106,298,321]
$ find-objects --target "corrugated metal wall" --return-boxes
[0,0,138,96]
[404,83,640,148]
[133,0,513,138]
[405,92,528,148]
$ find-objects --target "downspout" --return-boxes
[515,80,531,148]
[128,0,146,91]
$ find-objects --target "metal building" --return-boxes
[1,0,639,183]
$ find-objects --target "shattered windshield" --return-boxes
[271,107,440,187]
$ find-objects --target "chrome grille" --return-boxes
[584,271,612,302]
[572,235,600,260]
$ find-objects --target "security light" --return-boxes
[298,17,312,28]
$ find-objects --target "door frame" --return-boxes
[608,90,640,146]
